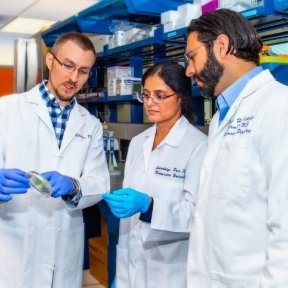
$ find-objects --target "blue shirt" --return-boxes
[39,80,75,148]
[216,66,263,124]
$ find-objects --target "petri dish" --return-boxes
[28,171,52,198]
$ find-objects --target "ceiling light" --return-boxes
[1,17,56,35]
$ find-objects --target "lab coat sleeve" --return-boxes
[0,97,9,168]
[145,142,207,241]
[259,90,288,287]
[68,118,110,210]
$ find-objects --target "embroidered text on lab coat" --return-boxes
[224,116,254,137]
[155,166,186,179]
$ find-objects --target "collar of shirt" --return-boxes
[38,80,76,148]
[216,66,263,124]
[39,80,75,111]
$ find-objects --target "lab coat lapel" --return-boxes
[26,87,55,134]
[210,70,272,139]
[142,125,156,171]
[60,102,85,152]
[141,117,185,170]
[211,97,242,138]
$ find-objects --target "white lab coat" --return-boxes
[116,116,207,288]
[0,85,110,288]
[187,69,288,288]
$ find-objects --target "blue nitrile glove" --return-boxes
[41,171,74,198]
[103,188,150,218]
[0,168,30,202]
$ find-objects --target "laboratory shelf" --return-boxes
[163,27,187,41]
[103,35,162,57]
[42,0,189,47]
[77,95,138,104]
[78,0,186,22]
[42,0,288,127]
[241,2,275,20]
[274,0,288,14]
[77,97,108,104]
[42,16,81,47]
[107,95,137,102]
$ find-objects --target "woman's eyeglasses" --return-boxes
[137,92,176,104]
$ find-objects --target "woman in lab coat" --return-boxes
[104,60,207,288]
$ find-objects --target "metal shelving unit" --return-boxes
[41,0,288,125]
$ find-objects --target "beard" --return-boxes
[52,80,79,104]
[195,47,224,99]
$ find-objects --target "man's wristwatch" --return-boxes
[62,177,80,201]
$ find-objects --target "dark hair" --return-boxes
[187,9,263,65]
[51,32,96,58]
[142,60,195,123]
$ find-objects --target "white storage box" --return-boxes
[177,3,202,20]
[107,79,117,96]
[107,66,132,80]
[90,35,109,53]
[116,77,142,96]
[161,10,179,24]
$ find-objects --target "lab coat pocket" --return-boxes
[148,177,184,201]
[147,258,186,288]
[0,226,34,279]
[211,141,252,203]
[211,272,258,288]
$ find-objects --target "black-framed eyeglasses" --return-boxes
[137,92,176,104]
[50,52,92,78]
[184,44,204,65]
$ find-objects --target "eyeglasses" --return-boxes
[50,53,92,78]
[184,44,204,65]
[137,92,176,104]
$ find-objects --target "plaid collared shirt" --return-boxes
[39,80,75,148]
[39,80,82,207]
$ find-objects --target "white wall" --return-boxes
[0,37,15,66]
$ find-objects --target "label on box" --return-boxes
[107,66,132,80]
[116,77,142,96]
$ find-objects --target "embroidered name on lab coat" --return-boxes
[224,116,254,137]
[155,166,186,179]
[75,133,92,139]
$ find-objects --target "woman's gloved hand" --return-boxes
[103,188,150,218]
[0,168,30,202]
[42,171,73,198]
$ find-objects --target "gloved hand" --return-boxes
[41,171,74,198]
[0,168,30,202]
[103,188,150,218]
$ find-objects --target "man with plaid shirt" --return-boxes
[0,32,110,288]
